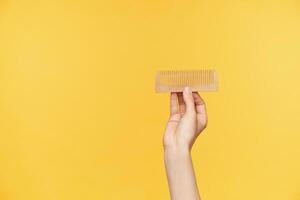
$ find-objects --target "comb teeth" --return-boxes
[155,69,218,93]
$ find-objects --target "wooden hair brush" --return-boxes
[155,69,218,93]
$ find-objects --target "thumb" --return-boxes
[183,87,196,115]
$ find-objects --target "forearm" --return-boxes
[164,147,201,200]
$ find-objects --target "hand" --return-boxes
[163,87,207,152]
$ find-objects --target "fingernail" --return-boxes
[184,86,191,95]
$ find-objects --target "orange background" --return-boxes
[0,0,300,199]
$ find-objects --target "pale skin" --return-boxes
[163,86,207,200]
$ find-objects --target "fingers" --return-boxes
[170,88,200,117]
[193,92,206,114]
[183,87,196,115]
[170,92,179,116]
[177,92,185,114]
[193,92,208,129]
[166,93,180,137]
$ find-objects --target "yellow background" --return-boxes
[1,0,300,199]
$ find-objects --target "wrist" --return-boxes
[164,145,191,160]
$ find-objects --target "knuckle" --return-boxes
[186,111,196,118]
[190,110,197,116]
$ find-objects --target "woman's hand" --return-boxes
[163,87,207,153]
[163,87,207,200]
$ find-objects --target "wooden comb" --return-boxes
[155,69,218,93]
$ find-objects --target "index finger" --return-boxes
[170,92,179,116]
